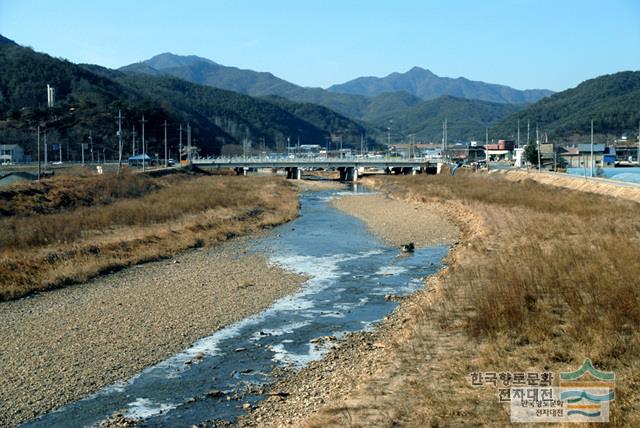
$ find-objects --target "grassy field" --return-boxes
[0,170,298,301]
[310,172,640,426]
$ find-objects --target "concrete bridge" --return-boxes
[192,156,439,181]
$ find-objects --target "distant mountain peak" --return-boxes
[0,34,18,46]
[144,52,219,70]
[406,66,433,75]
[328,67,553,104]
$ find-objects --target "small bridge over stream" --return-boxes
[192,157,440,181]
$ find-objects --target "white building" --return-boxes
[0,144,25,164]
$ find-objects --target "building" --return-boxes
[0,144,25,164]
[558,144,605,168]
[485,140,515,161]
[128,154,152,167]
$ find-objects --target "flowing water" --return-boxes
[23,185,448,427]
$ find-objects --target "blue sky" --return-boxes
[1,0,638,91]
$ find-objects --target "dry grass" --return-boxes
[308,171,640,427]
[0,172,298,301]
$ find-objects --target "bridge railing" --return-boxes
[192,155,441,165]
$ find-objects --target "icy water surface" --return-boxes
[23,184,448,427]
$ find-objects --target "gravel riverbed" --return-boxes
[0,237,304,427]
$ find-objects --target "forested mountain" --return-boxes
[361,91,422,122]
[492,71,640,141]
[328,66,553,104]
[0,38,370,161]
[120,54,551,121]
[121,53,370,118]
[370,96,522,142]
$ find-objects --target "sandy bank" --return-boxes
[331,193,459,247]
[0,238,305,427]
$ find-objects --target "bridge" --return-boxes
[192,156,441,181]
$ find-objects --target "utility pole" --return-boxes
[445,118,448,161]
[387,128,391,159]
[637,120,640,165]
[553,136,557,173]
[132,125,137,157]
[179,123,183,162]
[536,124,541,173]
[44,130,48,167]
[517,119,520,149]
[89,131,94,163]
[141,114,147,171]
[187,123,191,163]
[81,140,85,167]
[117,109,123,174]
[590,119,594,178]
[37,126,41,180]
[485,127,489,166]
[360,134,364,156]
[163,120,168,168]
[527,120,530,145]
[442,121,445,159]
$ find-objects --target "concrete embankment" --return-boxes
[502,169,640,203]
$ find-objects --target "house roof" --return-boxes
[128,154,152,160]
[0,144,23,150]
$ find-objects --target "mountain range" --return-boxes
[1,34,638,160]
[0,38,371,159]
[120,53,552,119]
[328,66,553,104]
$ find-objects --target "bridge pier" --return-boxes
[285,167,301,180]
[338,166,358,182]
[234,167,247,176]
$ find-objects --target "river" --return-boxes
[22,185,448,427]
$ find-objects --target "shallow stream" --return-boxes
[23,185,448,427]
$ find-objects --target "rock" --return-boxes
[207,390,223,398]
[234,347,246,352]
[242,402,252,411]
[268,391,290,398]
[400,242,415,253]
[384,294,403,302]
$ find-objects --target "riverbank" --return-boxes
[0,236,306,427]
[330,193,459,247]
[0,171,299,300]
[502,169,640,203]
[242,171,640,427]
[237,187,462,427]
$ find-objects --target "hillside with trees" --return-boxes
[0,38,371,161]
[493,71,640,142]
[328,66,553,104]
[370,96,522,142]
[121,53,371,118]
